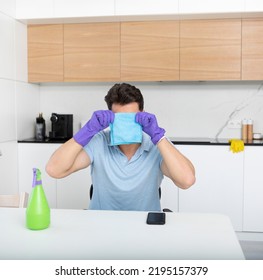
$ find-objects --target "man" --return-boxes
[46,83,195,211]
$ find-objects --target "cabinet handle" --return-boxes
[0,150,2,157]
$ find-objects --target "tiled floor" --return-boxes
[239,241,263,260]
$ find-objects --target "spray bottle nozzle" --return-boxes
[32,168,42,188]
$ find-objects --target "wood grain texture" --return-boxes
[64,23,120,82]
[242,18,263,80]
[121,21,180,81]
[28,24,64,82]
[180,19,241,81]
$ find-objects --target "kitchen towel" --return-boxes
[110,113,142,145]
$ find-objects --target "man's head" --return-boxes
[105,83,144,113]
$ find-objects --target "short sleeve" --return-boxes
[83,131,109,164]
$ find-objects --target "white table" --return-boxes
[0,208,244,260]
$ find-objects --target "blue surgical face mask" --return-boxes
[110,113,142,146]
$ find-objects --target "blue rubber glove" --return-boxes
[74,110,114,147]
[135,112,165,145]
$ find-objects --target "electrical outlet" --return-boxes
[227,120,241,129]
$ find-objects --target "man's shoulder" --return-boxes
[83,130,110,150]
[91,130,110,145]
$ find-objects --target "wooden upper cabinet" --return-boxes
[28,24,64,82]
[180,19,241,80]
[242,19,263,80]
[64,23,120,82]
[121,21,180,81]
[29,19,263,83]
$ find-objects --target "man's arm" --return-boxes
[158,138,195,189]
[136,112,195,189]
[46,138,91,179]
[46,110,114,179]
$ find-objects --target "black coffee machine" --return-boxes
[49,113,73,140]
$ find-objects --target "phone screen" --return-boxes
[146,212,166,225]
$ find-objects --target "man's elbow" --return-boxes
[45,162,63,179]
[175,174,196,190]
[183,174,196,189]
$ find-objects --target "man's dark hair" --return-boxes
[105,83,144,111]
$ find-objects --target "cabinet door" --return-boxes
[242,19,263,80]
[18,144,58,208]
[64,22,120,82]
[121,21,180,81]
[28,24,63,82]
[56,167,91,209]
[177,145,243,231]
[0,141,18,195]
[160,176,179,212]
[180,19,241,80]
[243,147,263,232]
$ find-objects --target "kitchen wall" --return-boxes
[15,22,40,141]
[39,81,263,140]
[14,0,263,142]
[0,0,261,143]
[0,2,16,143]
[0,1,39,194]
[0,0,263,143]
[0,2,39,143]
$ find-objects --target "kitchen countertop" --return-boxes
[18,138,68,144]
[18,137,263,146]
[169,137,263,146]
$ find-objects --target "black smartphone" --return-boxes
[146,212,166,225]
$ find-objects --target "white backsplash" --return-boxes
[39,81,263,140]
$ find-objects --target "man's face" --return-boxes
[111,102,140,114]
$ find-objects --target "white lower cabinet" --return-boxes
[176,145,244,231]
[243,146,263,232]
[160,176,179,212]
[18,143,91,209]
[18,143,58,208]
[0,141,18,195]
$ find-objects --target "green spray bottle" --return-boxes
[26,168,50,230]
